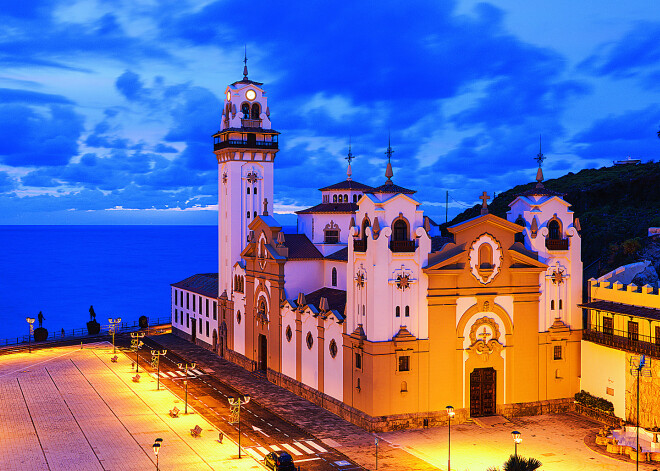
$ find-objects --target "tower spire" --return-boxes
[345,137,354,181]
[243,45,248,81]
[535,134,545,188]
[385,133,394,184]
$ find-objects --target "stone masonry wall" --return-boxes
[625,352,660,429]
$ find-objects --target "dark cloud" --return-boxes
[0,171,17,192]
[115,70,146,101]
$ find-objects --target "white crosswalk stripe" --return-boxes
[175,370,185,376]
[281,443,303,456]
[256,446,269,455]
[293,442,314,453]
[167,371,178,377]
[191,368,204,375]
[305,440,327,452]
[159,372,168,378]
[245,448,262,460]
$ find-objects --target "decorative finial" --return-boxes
[243,45,248,80]
[479,191,490,215]
[535,135,545,188]
[345,137,354,181]
[385,133,394,184]
[263,197,268,216]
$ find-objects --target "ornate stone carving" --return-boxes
[396,274,411,290]
[468,233,503,285]
[468,316,503,362]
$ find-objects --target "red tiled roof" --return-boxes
[295,202,358,214]
[283,234,324,260]
[305,287,346,319]
[326,247,348,261]
[319,180,373,191]
[366,182,416,195]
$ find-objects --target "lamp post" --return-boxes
[130,331,145,372]
[512,431,522,457]
[108,317,122,353]
[228,394,251,458]
[152,437,163,471]
[26,317,35,353]
[631,354,652,471]
[447,406,455,471]
[178,362,196,414]
[151,350,167,390]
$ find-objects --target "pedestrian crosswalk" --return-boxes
[245,440,328,460]
[151,369,206,379]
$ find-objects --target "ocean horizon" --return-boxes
[0,225,217,340]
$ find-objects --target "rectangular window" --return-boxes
[398,355,410,372]
[186,293,189,309]
[355,352,362,369]
[628,321,639,342]
[173,290,177,306]
[180,291,183,306]
[206,321,209,337]
[206,299,209,317]
[324,230,340,244]
[554,345,562,360]
[603,316,613,336]
[199,318,203,334]
[213,302,217,320]
[193,295,196,312]
[174,309,178,324]
[186,313,189,328]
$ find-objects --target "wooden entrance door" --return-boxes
[258,334,267,371]
[470,367,496,417]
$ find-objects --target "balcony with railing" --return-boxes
[353,239,367,252]
[241,118,262,128]
[389,240,416,253]
[583,323,660,358]
[213,136,278,151]
[546,238,569,250]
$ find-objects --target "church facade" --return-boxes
[171,68,583,430]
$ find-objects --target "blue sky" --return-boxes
[1,0,659,225]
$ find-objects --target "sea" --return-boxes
[0,225,217,341]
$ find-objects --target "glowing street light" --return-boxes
[178,362,196,414]
[26,317,35,354]
[130,331,145,372]
[228,394,251,458]
[447,405,455,471]
[151,349,167,390]
[108,317,122,353]
[512,430,522,457]
[152,437,163,471]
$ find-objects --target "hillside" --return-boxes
[442,162,660,276]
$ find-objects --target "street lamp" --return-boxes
[447,406,455,471]
[130,331,145,372]
[178,362,196,414]
[152,437,163,471]
[108,317,122,353]
[26,317,35,354]
[228,394,251,458]
[512,430,522,457]
[151,350,167,390]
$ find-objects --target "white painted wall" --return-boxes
[171,287,216,343]
[284,261,324,299]
[580,340,627,418]
[281,306,297,380]
[300,310,319,389]
[323,316,344,401]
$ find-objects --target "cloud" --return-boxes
[115,70,146,101]
[0,88,75,105]
[0,171,17,192]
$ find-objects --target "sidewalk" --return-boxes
[0,342,263,471]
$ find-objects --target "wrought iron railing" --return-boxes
[546,238,569,250]
[583,323,660,358]
[389,240,416,253]
[241,118,262,128]
[213,139,278,151]
[353,239,367,252]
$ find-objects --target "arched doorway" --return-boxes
[219,321,227,358]
[470,367,496,417]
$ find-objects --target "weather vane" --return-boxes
[243,45,248,80]
[385,132,394,163]
[345,137,355,165]
[535,134,545,168]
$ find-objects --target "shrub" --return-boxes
[575,389,615,414]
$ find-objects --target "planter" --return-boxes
[87,320,101,335]
[33,327,48,342]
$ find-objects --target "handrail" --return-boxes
[583,323,660,357]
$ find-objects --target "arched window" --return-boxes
[246,211,250,219]
[250,103,260,119]
[362,218,370,241]
[247,187,250,194]
[258,299,267,320]
[241,102,250,118]
[515,216,525,244]
[306,332,314,349]
[285,325,292,342]
[329,339,338,358]
[401,381,408,392]
[332,267,337,287]
[253,211,257,219]
[236,310,242,324]
[559,299,563,310]
[551,300,555,310]
[254,186,257,195]
[405,306,410,317]
[353,194,358,203]
[395,306,401,317]
[333,194,337,203]
[338,194,343,203]
[479,244,493,269]
[344,194,348,202]
[548,220,561,240]
[393,220,408,241]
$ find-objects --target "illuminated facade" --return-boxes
[171,69,583,430]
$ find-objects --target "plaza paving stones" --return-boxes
[0,342,263,471]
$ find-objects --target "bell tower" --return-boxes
[214,57,279,297]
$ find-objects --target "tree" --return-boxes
[488,455,543,471]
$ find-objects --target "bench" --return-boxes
[169,407,180,418]
[190,425,202,438]
[132,374,140,383]
[110,355,118,363]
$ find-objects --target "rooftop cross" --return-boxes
[535,135,545,168]
[535,135,545,187]
[385,133,394,184]
[345,138,354,181]
[243,45,248,80]
[479,191,490,215]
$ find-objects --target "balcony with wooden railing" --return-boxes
[583,323,660,358]
[546,238,569,250]
[353,239,367,252]
[389,240,416,253]
[241,118,262,128]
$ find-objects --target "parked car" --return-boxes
[264,450,295,470]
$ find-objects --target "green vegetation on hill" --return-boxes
[442,162,660,275]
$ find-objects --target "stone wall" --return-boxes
[625,352,660,429]
[225,348,256,372]
[498,398,575,419]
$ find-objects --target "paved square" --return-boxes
[0,342,263,471]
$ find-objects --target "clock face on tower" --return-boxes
[245,89,256,101]
[226,91,231,101]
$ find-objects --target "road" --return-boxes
[119,335,363,471]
